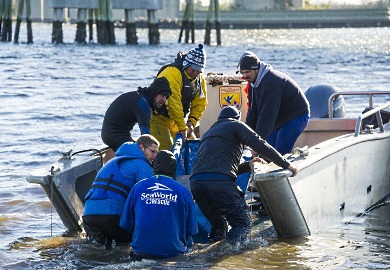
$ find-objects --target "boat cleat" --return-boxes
[362,125,374,134]
[292,146,309,157]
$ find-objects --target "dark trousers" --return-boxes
[190,179,252,245]
[83,215,132,249]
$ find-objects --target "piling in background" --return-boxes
[147,9,160,45]
[97,0,115,45]
[26,0,33,43]
[52,8,63,43]
[178,0,194,44]
[14,0,33,44]
[1,0,12,42]
[204,0,221,45]
[88,9,95,43]
[214,0,221,45]
[0,0,3,36]
[75,8,87,43]
[125,9,137,44]
[14,0,24,43]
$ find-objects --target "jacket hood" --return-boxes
[116,142,147,162]
[218,106,241,120]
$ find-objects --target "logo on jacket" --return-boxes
[147,183,173,192]
[219,85,242,109]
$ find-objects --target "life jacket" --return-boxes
[84,156,135,203]
[156,52,201,117]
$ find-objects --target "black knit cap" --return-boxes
[218,105,241,120]
[238,51,260,71]
[149,77,171,98]
[152,150,177,179]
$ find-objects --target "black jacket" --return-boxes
[191,106,290,179]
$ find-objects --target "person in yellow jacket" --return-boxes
[151,44,208,150]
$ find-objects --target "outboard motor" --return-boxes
[304,84,346,118]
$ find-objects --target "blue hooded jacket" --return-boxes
[83,142,154,216]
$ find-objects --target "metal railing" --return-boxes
[328,91,390,137]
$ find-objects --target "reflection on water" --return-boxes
[0,24,389,269]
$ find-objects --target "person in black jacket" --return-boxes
[101,77,171,162]
[239,51,310,155]
[190,105,298,245]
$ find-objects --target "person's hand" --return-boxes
[179,130,187,141]
[249,157,267,167]
[186,121,194,139]
[252,150,258,158]
[288,164,299,177]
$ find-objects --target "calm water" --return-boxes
[1,23,390,269]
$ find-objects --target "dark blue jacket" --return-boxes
[246,69,310,141]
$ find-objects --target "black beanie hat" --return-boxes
[218,105,241,120]
[152,150,177,179]
[149,77,171,98]
[238,51,260,71]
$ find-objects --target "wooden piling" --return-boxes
[204,0,214,45]
[0,0,3,36]
[97,0,115,45]
[214,0,221,45]
[14,0,25,43]
[125,9,137,45]
[75,8,87,43]
[204,0,221,45]
[88,9,95,43]
[147,9,160,45]
[178,0,195,43]
[13,0,32,44]
[26,0,33,43]
[1,0,12,42]
[52,8,64,43]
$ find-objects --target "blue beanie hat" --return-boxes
[183,44,206,72]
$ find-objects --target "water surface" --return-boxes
[1,23,389,269]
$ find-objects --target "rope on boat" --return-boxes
[345,196,390,225]
[71,148,105,167]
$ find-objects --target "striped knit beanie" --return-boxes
[183,44,206,72]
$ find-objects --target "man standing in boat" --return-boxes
[238,51,310,155]
[120,150,198,260]
[82,134,159,249]
[101,77,171,162]
[190,106,298,245]
[151,44,208,150]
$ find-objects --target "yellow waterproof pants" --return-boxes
[150,114,178,150]
[150,114,196,150]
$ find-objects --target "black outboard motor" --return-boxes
[304,84,346,118]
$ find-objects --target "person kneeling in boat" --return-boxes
[82,134,159,249]
[190,105,298,245]
[120,150,198,260]
[101,77,171,163]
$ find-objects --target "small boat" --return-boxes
[252,86,390,238]
[26,75,390,240]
